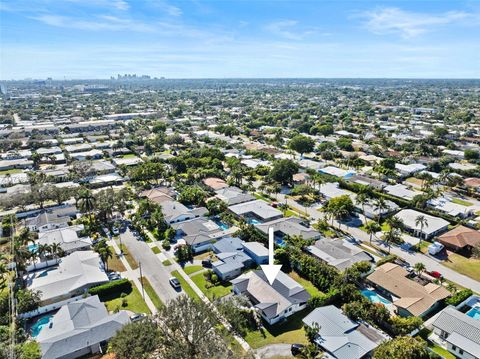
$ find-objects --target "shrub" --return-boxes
[162,239,171,250]
[446,288,473,306]
[376,254,398,267]
[88,279,132,297]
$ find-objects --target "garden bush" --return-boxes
[88,279,132,297]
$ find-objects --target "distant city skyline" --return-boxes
[1,0,479,80]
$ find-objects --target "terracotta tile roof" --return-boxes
[437,225,480,249]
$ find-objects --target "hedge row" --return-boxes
[446,288,473,306]
[88,279,132,296]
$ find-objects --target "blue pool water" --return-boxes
[30,314,54,337]
[213,218,230,231]
[28,244,38,253]
[275,239,286,248]
[466,307,480,320]
[247,218,261,225]
[361,290,392,305]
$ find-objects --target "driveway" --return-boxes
[120,228,181,303]
[255,344,292,358]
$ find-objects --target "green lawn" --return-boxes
[284,209,298,217]
[190,272,232,300]
[107,246,127,272]
[151,246,161,254]
[102,281,150,314]
[121,153,137,158]
[428,343,455,359]
[442,252,480,282]
[184,265,204,275]
[117,242,138,269]
[162,259,172,266]
[140,276,163,310]
[171,270,201,301]
[0,168,23,175]
[244,309,310,349]
[451,198,474,207]
[288,271,323,297]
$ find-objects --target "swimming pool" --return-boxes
[361,289,392,305]
[213,218,230,231]
[30,314,54,338]
[247,218,261,225]
[28,244,38,253]
[275,239,286,248]
[466,307,480,320]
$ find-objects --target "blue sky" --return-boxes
[1,0,479,79]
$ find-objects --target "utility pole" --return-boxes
[9,216,16,359]
[139,261,145,300]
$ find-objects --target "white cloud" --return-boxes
[265,20,317,40]
[360,7,473,38]
[32,14,155,32]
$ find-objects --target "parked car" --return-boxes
[130,313,146,322]
[428,242,444,255]
[291,344,305,356]
[112,227,120,236]
[202,259,212,268]
[169,277,181,289]
[428,270,443,279]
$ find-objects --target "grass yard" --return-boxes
[428,343,455,359]
[442,251,480,282]
[171,270,201,301]
[162,259,172,266]
[117,242,138,270]
[151,246,161,254]
[0,168,23,175]
[140,276,163,310]
[121,153,137,158]
[288,271,323,297]
[107,247,127,272]
[193,251,217,261]
[184,265,204,275]
[451,198,474,207]
[254,193,272,202]
[102,281,150,314]
[284,209,298,217]
[244,309,309,349]
[190,272,232,300]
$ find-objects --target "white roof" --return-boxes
[27,251,108,302]
[395,209,449,235]
[320,166,356,178]
[384,184,419,201]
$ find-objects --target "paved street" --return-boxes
[274,192,480,293]
[120,228,181,303]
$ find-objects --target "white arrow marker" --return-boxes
[261,227,282,285]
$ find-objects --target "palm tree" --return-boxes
[382,228,402,254]
[78,190,96,222]
[415,215,428,249]
[37,243,52,264]
[373,197,389,224]
[50,242,64,260]
[365,222,381,244]
[298,344,324,359]
[97,246,113,271]
[413,262,426,277]
[356,193,370,224]
[29,250,39,270]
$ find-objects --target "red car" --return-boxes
[428,271,443,279]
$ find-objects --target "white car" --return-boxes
[428,242,444,255]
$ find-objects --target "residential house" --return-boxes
[161,200,208,224]
[26,251,109,305]
[319,182,355,201]
[319,166,356,179]
[242,242,269,265]
[215,186,255,206]
[428,197,474,218]
[255,217,322,242]
[228,199,283,224]
[203,177,229,191]
[37,295,130,359]
[395,209,450,240]
[303,305,389,359]
[231,270,310,325]
[306,239,374,271]
[38,225,92,255]
[437,225,480,254]
[347,175,387,190]
[429,305,480,359]
[384,184,419,201]
[25,205,78,232]
[367,263,450,317]
[395,163,426,177]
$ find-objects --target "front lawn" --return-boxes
[442,251,480,282]
[428,343,455,359]
[140,276,163,310]
[184,265,204,275]
[451,198,474,207]
[116,242,138,270]
[190,272,232,300]
[244,309,310,349]
[102,281,150,314]
[151,246,161,254]
[288,271,323,297]
[107,246,126,272]
[171,270,201,301]
[162,259,172,266]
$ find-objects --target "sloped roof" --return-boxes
[367,263,450,317]
[438,225,480,249]
[38,295,129,359]
[255,217,321,240]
